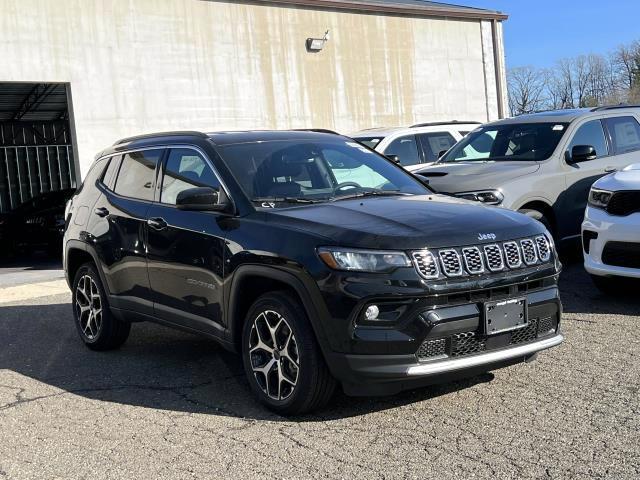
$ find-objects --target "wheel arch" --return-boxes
[225,265,331,357]
[517,200,557,236]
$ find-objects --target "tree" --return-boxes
[507,66,548,116]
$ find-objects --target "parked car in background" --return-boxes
[414,106,640,245]
[63,129,562,415]
[582,163,640,292]
[351,121,480,171]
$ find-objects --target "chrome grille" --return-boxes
[412,236,552,279]
[439,249,463,276]
[535,235,551,261]
[483,244,504,271]
[462,247,484,274]
[412,250,439,279]
[503,241,522,268]
[520,239,538,265]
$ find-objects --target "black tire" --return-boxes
[241,291,336,415]
[72,263,131,351]
[590,274,633,295]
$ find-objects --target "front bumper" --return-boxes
[582,206,640,279]
[325,284,563,395]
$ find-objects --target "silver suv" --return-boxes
[414,106,640,243]
[351,121,480,172]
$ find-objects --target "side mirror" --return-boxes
[568,145,597,164]
[438,150,447,159]
[176,187,228,212]
[386,154,401,164]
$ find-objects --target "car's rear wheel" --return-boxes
[241,291,336,415]
[72,263,130,350]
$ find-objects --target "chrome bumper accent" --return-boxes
[406,333,563,376]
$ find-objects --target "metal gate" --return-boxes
[0,121,75,214]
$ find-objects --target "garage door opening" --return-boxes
[0,82,79,260]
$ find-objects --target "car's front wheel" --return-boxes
[241,292,336,415]
[72,263,131,350]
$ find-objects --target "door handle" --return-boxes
[94,207,110,218]
[604,166,617,173]
[147,217,168,231]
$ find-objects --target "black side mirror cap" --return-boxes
[438,150,447,159]
[386,154,401,164]
[176,187,229,212]
[567,145,597,164]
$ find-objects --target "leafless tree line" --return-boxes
[507,40,640,116]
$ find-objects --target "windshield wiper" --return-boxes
[253,197,325,206]
[330,190,409,202]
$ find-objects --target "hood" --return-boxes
[594,163,640,191]
[264,195,543,250]
[414,161,540,193]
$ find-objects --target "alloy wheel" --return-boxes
[248,310,300,401]
[75,274,103,340]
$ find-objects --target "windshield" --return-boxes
[352,136,384,149]
[440,122,569,163]
[218,138,429,207]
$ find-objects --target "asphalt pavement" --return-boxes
[0,262,638,479]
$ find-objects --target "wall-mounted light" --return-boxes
[306,30,330,52]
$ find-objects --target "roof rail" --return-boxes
[410,120,482,128]
[292,128,341,135]
[590,104,640,112]
[114,131,209,146]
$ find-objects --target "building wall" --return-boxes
[0,0,505,176]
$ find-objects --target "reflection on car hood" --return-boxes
[594,163,640,191]
[265,195,543,250]
[414,161,540,193]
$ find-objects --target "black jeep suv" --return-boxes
[63,130,563,414]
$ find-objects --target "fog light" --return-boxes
[364,305,380,321]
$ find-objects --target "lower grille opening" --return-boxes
[416,316,557,361]
[601,241,640,268]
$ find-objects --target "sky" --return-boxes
[458,0,640,69]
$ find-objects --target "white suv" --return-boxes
[351,121,480,171]
[582,163,640,292]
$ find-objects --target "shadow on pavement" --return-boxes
[558,261,640,316]
[0,300,494,422]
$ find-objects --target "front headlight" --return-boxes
[456,190,504,205]
[317,247,411,273]
[588,188,612,209]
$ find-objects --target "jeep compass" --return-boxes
[63,130,564,414]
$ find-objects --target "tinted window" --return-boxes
[113,150,162,201]
[567,120,608,158]
[218,138,428,206]
[76,157,109,194]
[384,135,420,166]
[161,149,220,205]
[441,123,569,162]
[604,116,640,154]
[417,132,457,162]
[101,155,121,188]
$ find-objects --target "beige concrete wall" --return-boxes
[0,0,504,176]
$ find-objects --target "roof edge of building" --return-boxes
[248,0,508,20]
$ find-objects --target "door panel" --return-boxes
[146,147,227,334]
[558,120,609,239]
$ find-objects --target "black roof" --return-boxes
[101,129,344,157]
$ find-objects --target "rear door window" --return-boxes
[604,116,640,154]
[384,135,420,166]
[113,149,163,201]
[567,120,609,159]
[417,132,457,162]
